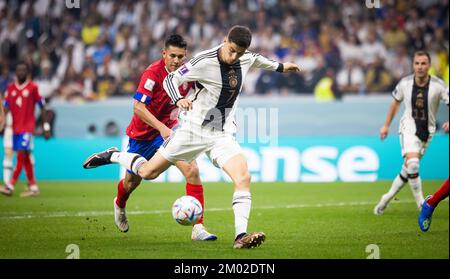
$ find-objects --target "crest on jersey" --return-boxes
[144,79,155,91]
[228,69,238,89]
[416,91,424,109]
[178,65,189,76]
[23,89,29,98]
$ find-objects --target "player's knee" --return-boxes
[4,148,13,158]
[406,158,420,178]
[236,172,251,188]
[141,169,160,180]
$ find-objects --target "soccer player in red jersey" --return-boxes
[93,35,216,240]
[0,61,51,197]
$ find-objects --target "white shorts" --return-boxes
[400,132,432,158]
[3,113,13,149]
[158,124,243,168]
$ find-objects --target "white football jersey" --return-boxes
[392,74,449,135]
[163,44,282,134]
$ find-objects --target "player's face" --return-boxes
[413,55,430,79]
[163,46,187,72]
[15,64,28,83]
[221,39,247,65]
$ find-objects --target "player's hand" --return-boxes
[283,62,300,73]
[43,130,51,140]
[379,125,389,140]
[176,99,193,111]
[442,121,449,133]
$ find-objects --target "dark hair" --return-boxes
[413,50,431,63]
[16,61,29,71]
[164,34,187,49]
[227,25,252,49]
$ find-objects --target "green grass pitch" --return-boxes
[0,181,448,259]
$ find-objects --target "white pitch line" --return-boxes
[0,200,419,220]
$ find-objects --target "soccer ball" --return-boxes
[171,196,203,226]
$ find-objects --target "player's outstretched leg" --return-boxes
[83,147,120,169]
[374,165,408,215]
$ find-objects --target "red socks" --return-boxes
[428,179,449,208]
[10,151,36,186]
[23,153,36,185]
[186,183,204,225]
[115,179,131,208]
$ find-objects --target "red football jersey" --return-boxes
[126,59,192,141]
[4,81,43,134]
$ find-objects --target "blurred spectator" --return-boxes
[35,59,59,102]
[82,15,101,46]
[0,0,447,99]
[365,57,394,93]
[385,46,412,83]
[361,32,388,68]
[336,59,365,94]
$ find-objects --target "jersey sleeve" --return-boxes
[134,71,158,105]
[250,52,283,72]
[391,81,404,102]
[163,59,206,104]
[34,85,45,108]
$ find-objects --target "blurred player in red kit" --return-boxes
[0,61,51,197]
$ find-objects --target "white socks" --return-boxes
[381,165,408,205]
[3,155,13,186]
[232,191,251,238]
[110,152,147,175]
[409,176,425,209]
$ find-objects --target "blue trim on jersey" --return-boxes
[133,92,151,104]
[37,99,45,108]
[13,133,33,151]
[3,100,9,108]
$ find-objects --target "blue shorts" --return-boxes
[13,133,33,151]
[127,135,164,160]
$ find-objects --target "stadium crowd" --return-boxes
[0,0,448,102]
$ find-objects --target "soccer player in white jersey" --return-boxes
[0,98,13,188]
[374,51,449,215]
[83,25,300,249]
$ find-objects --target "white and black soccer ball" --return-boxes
[171,196,203,226]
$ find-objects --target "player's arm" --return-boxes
[380,83,404,140]
[37,99,51,140]
[163,61,205,110]
[250,53,300,73]
[380,98,401,140]
[441,86,449,133]
[133,100,172,139]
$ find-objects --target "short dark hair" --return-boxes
[413,50,431,63]
[164,34,187,49]
[16,61,29,71]
[227,25,252,49]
